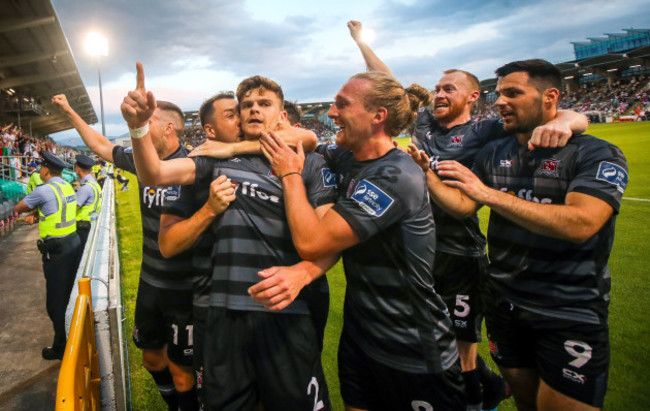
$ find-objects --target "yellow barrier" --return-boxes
[56,278,101,410]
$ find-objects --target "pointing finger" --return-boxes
[136,62,146,94]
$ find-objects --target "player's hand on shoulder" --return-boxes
[188,140,234,159]
[529,122,572,150]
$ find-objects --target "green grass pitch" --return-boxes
[116,121,650,410]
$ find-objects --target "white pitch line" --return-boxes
[623,197,650,202]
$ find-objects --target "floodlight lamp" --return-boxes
[86,32,109,57]
[362,28,376,44]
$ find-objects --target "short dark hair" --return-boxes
[284,100,302,125]
[157,100,185,137]
[199,92,236,128]
[236,76,284,109]
[495,59,562,92]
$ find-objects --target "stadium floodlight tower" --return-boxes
[86,32,109,136]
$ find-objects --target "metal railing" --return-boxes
[56,277,101,410]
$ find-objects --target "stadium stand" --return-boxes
[477,29,650,123]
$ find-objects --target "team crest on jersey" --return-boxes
[596,161,628,193]
[499,159,514,168]
[537,159,560,177]
[351,179,394,217]
[164,185,181,201]
[229,157,241,162]
[426,131,433,140]
[327,144,338,150]
[449,134,464,147]
[321,168,337,188]
[267,169,279,180]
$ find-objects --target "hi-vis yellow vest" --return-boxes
[38,181,77,238]
[76,180,102,222]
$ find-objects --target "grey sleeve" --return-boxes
[302,154,338,208]
[332,162,424,241]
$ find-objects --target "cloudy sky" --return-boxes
[50,0,650,143]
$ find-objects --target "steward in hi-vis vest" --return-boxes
[74,154,101,246]
[14,152,83,361]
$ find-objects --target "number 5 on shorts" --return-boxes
[454,294,470,318]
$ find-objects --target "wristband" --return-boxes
[129,123,149,139]
[280,171,301,181]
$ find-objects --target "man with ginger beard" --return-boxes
[415,58,627,411]
[348,20,589,411]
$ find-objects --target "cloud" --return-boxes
[49,0,650,143]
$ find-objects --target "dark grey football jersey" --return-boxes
[413,110,508,256]
[161,172,213,307]
[113,145,193,290]
[193,153,337,314]
[473,134,628,324]
[318,144,459,374]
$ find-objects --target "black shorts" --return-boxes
[204,308,330,411]
[432,251,487,343]
[485,299,609,407]
[338,330,466,411]
[304,276,329,352]
[132,279,194,366]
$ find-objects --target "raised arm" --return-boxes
[120,62,196,186]
[348,20,394,77]
[52,94,115,162]
[159,175,235,257]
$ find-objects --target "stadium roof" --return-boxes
[0,0,97,138]
[479,43,650,92]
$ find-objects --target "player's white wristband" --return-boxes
[129,124,149,139]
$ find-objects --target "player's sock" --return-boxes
[177,386,199,411]
[148,368,178,410]
[476,355,510,410]
[462,369,483,411]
